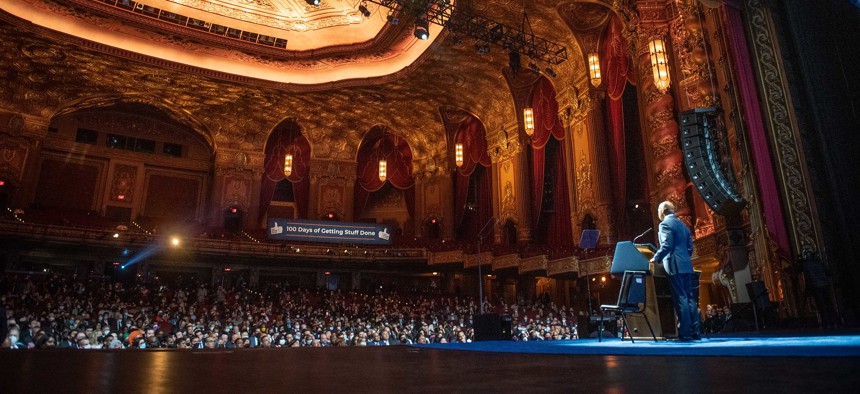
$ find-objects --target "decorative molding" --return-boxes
[578,255,612,275]
[519,254,548,273]
[745,0,820,252]
[547,255,579,276]
[492,253,520,270]
[428,250,465,265]
[464,252,493,268]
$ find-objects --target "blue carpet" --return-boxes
[413,335,860,357]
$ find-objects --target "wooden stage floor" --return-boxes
[2,346,858,393]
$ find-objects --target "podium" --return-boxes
[609,242,677,339]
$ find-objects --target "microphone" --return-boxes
[632,227,653,244]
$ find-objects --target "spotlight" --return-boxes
[529,62,540,73]
[171,237,180,246]
[545,67,557,78]
[508,51,521,74]
[305,0,320,5]
[112,233,120,238]
[358,3,370,17]
[387,12,399,25]
[475,43,490,55]
[414,19,429,40]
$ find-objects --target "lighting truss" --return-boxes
[364,0,568,65]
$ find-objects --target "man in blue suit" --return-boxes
[649,201,699,340]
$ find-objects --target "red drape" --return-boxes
[354,129,415,220]
[546,141,573,247]
[259,123,310,222]
[724,3,790,255]
[454,116,491,229]
[530,78,565,225]
[603,15,632,230]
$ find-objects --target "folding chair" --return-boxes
[600,271,657,343]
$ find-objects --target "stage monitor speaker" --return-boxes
[680,107,746,216]
[474,313,502,341]
[499,315,513,340]
[745,281,770,311]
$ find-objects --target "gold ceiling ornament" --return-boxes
[378,158,387,182]
[283,152,293,177]
[587,52,602,88]
[523,107,535,136]
[648,36,672,93]
[454,142,464,167]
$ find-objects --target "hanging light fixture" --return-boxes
[648,36,671,93]
[283,153,293,177]
[587,53,602,87]
[455,143,464,167]
[523,107,535,136]
[378,158,387,182]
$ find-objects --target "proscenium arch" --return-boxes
[49,93,215,153]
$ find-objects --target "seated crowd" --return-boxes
[1,273,578,350]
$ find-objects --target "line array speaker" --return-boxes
[680,108,746,216]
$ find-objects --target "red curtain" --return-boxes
[354,128,415,220]
[546,141,573,247]
[259,121,310,222]
[724,3,790,255]
[603,15,632,230]
[530,77,565,225]
[454,116,491,228]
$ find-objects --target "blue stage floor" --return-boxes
[414,334,860,357]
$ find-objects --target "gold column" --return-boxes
[634,0,691,227]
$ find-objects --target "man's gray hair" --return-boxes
[658,201,675,220]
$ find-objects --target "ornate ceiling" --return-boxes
[0,0,627,165]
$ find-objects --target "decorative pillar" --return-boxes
[211,149,263,229]
[0,111,48,209]
[634,1,691,227]
[309,159,356,221]
[583,89,617,243]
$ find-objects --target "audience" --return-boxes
[0,273,578,350]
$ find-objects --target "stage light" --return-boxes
[455,143,464,167]
[171,237,180,246]
[113,262,120,266]
[0,180,5,186]
[122,249,129,255]
[283,153,293,177]
[588,53,602,87]
[601,276,607,283]
[327,212,334,219]
[475,43,490,55]
[432,272,438,275]
[113,233,120,238]
[523,107,535,136]
[378,159,387,182]
[117,194,125,200]
[529,62,540,73]
[509,50,521,74]
[231,207,238,213]
[358,3,371,17]
[224,267,231,272]
[544,67,557,78]
[325,271,331,275]
[414,18,429,40]
[649,36,671,93]
[387,11,399,25]
[306,0,320,5]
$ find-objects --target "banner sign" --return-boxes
[267,218,392,245]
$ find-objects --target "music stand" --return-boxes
[579,230,600,323]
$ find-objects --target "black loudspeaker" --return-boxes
[745,281,770,311]
[680,108,746,216]
[499,315,513,340]
[474,313,502,341]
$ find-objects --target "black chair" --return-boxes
[599,270,657,343]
